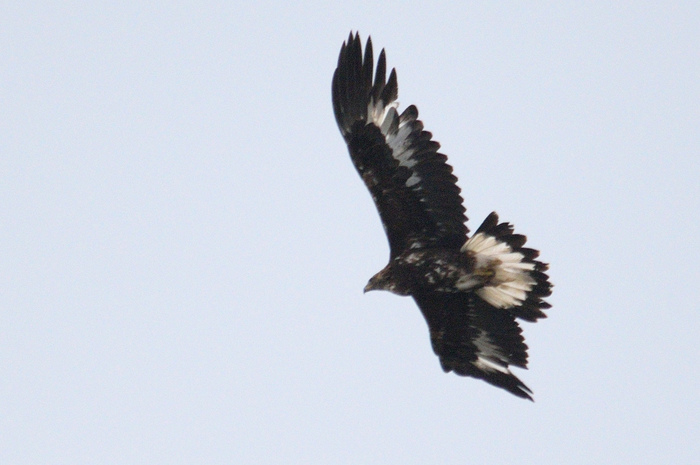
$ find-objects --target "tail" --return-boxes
[461,212,552,322]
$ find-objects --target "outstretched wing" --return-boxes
[413,291,534,400]
[332,33,467,258]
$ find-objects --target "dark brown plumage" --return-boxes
[332,33,552,400]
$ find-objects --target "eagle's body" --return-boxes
[332,33,552,400]
[366,248,479,296]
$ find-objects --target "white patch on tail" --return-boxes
[460,232,536,309]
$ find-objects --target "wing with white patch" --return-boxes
[332,33,467,258]
[463,212,552,322]
[413,291,533,400]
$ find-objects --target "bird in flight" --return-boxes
[332,33,552,400]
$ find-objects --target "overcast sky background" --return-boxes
[2,2,699,464]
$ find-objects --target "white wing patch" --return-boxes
[472,330,511,374]
[367,97,397,130]
[367,98,421,189]
[460,232,536,309]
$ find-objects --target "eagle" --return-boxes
[332,33,552,400]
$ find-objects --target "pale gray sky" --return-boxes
[2,2,699,464]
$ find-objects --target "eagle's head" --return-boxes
[364,265,411,296]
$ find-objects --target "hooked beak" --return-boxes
[363,282,374,293]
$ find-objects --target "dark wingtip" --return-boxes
[452,364,534,401]
[381,68,398,104]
